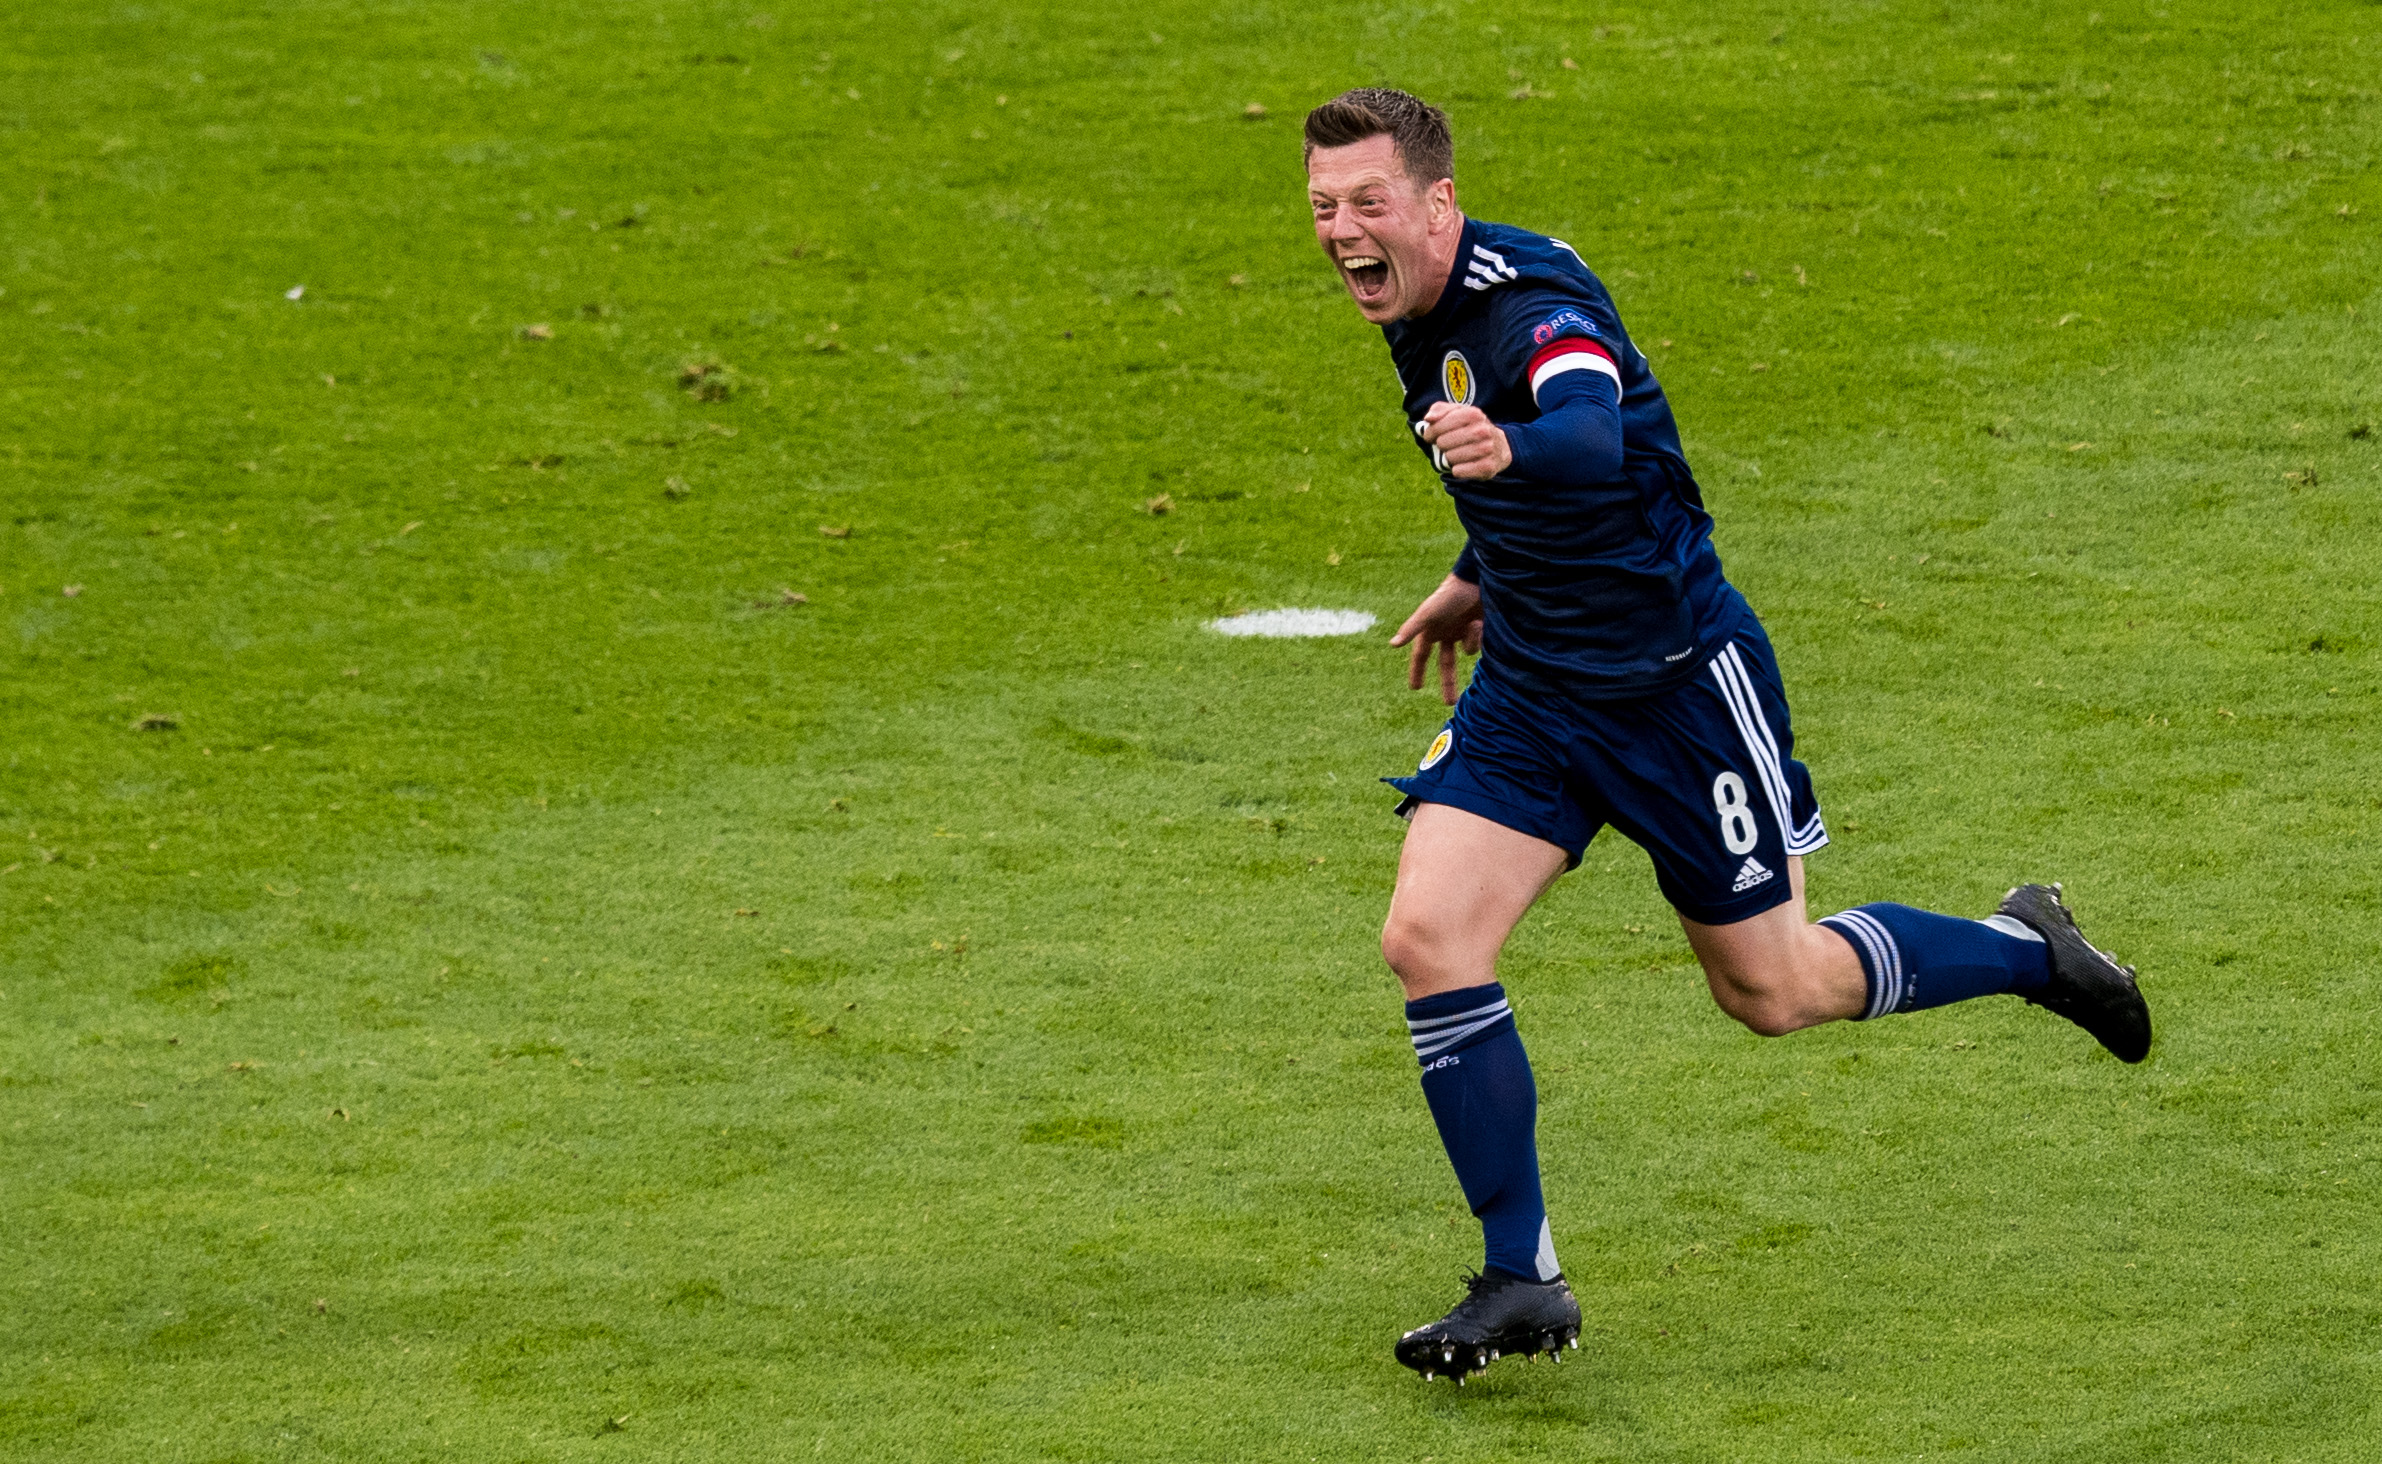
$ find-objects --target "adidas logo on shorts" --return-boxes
[1731,856,1774,893]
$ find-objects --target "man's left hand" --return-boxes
[1420,401,1512,481]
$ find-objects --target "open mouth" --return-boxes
[1341,254,1390,299]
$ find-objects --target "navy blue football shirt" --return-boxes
[1384,218,1748,700]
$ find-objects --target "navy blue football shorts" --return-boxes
[1385,620,1827,927]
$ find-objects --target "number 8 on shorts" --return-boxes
[1712,771,1758,855]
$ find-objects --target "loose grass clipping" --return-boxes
[678,360,733,402]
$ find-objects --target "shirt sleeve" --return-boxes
[1492,287,1628,485]
[1503,366,1622,485]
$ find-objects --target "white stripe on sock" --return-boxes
[1408,998,1514,1057]
[1820,914,1887,1017]
[1413,1012,1513,1057]
[1823,910,1905,1018]
[1406,999,1511,1033]
[1837,909,1906,1015]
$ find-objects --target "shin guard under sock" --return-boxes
[1820,902,2053,1019]
[1406,982,1560,1282]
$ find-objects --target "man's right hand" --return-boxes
[1390,573,1485,705]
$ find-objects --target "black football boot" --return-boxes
[1394,1270,1582,1384]
[1997,882,2152,1063]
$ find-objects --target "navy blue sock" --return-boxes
[1819,903,2053,1019]
[1405,982,1559,1282]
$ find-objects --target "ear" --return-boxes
[1427,177,1458,230]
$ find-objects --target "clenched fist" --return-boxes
[1419,400,1512,481]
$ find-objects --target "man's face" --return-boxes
[1307,134,1455,324]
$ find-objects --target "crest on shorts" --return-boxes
[1440,351,1474,406]
[1420,728,1454,770]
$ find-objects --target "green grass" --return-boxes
[5,0,2381,1458]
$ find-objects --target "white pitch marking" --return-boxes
[1207,608,1377,639]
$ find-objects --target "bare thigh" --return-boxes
[1381,802,1570,999]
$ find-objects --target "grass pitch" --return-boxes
[5,2,2381,1459]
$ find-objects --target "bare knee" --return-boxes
[1707,960,1824,1037]
[1381,911,1484,996]
[1714,983,1806,1037]
[1685,911,1868,1036]
[1380,913,1440,987]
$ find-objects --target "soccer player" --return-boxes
[1300,88,2153,1384]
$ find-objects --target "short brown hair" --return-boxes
[1303,88,1453,186]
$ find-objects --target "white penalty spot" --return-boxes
[1208,608,1376,639]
